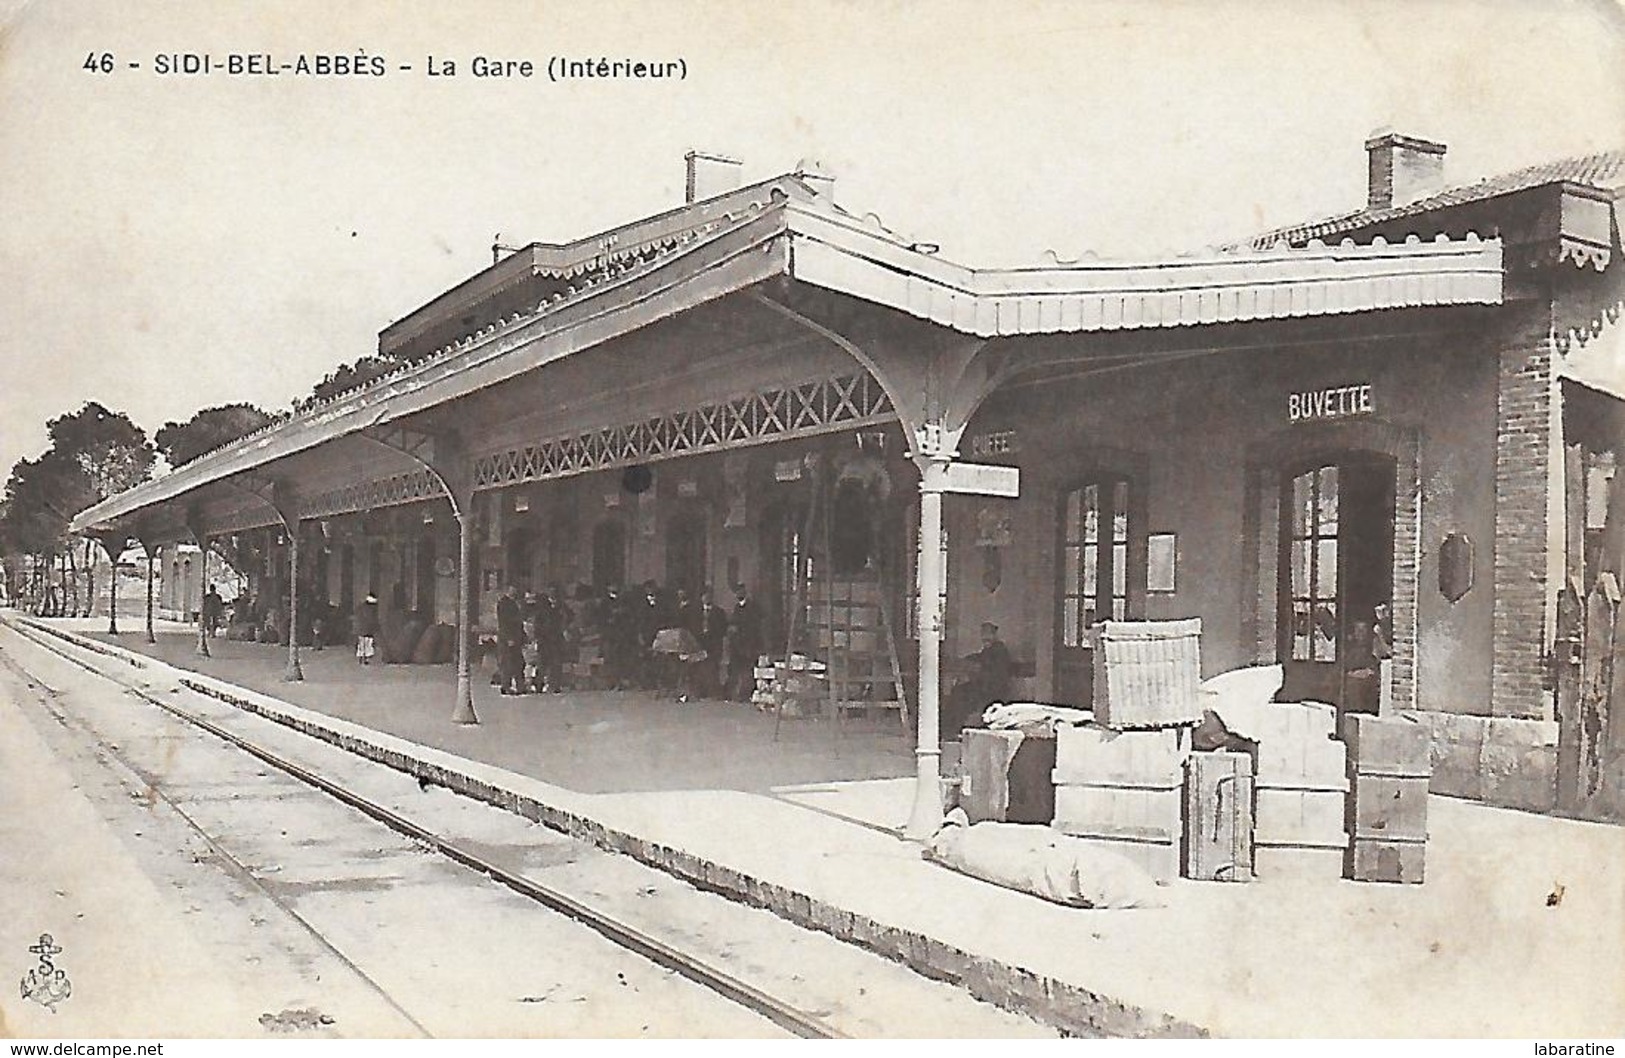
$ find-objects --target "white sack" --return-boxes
[925,817,1163,909]
[1198,664,1283,741]
[982,702,1096,730]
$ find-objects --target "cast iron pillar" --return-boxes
[101,536,122,636]
[284,526,303,682]
[143,539,157,644]
[904,424,957,841]
[452,495,478,724]
[184,511,212,658]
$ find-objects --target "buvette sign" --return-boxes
[1289,383,1374,423]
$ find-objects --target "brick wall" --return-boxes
[1490,305,1555,719]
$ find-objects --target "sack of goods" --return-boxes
[926,809,1164,909]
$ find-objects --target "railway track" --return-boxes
[3,617,846,1038]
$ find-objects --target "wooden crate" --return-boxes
[1255,785,1349,848]
[1089,619,1203,730]
[1351,774,1428,844]
[960,729,1056,824]
[1350,838,1426,884]
[1052,785,1182,881]
[1052,725,1183,881]
[1246,702,1342,782]
[1184,751,1254,882]
[1343,712,1430,883]
[1254,846,1346,879]
[1053,724,1184,784]
[1342,713,1431,778]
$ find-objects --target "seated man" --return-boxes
[944,621,1014,737]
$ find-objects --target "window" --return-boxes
[1286,465,1339,662]
[1061,480,1128,646]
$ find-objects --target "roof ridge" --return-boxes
[175,204,784,473]
[1244,145,1625,250]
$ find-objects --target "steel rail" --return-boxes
[3,618,845,1040]
[0,642,434,1038]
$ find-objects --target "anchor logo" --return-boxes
[19,934,72,1013]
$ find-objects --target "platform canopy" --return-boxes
[70,171,1505,540]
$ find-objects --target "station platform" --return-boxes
[18,616,1625,1038]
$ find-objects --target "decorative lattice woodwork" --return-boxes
[471,371,895,490]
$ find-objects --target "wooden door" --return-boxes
[1278,457,1395,710]
[1055,479,1130,706]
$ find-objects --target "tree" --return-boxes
[1,454,77,614]
[293,355,399,412]
[155,403,275,467]
[45,403,156,616]
[0,404,157,617]
[46,402,155,502]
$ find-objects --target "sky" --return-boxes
[1,0,1622,479]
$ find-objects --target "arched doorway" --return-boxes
[1278,452,1397,711]
[505,526,536,594]
[339,542,355,611]
[831,477,877,575]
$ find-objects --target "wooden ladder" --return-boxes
[771,458,911,740]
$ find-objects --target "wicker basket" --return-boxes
[1089,619,1202,730]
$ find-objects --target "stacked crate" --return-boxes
[1343,713,1430,883]
[751,655,827,716]
[1184,751,1254,882]
[1248,701,1350,878]
[1050,620,1203,882]
[1051,723,1186,880]
[750,655,776,709]
[959,728,1057,825]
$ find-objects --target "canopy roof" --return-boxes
[72,169,1508,535]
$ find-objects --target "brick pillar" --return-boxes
[1491,306,1555,719]
[1389,431,1423,713]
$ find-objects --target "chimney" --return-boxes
[684,150,743,204]
[1365,131,1447,210]
[796,158,836,202]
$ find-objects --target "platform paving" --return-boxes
[20,616,1625,1038]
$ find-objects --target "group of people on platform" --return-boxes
[491,580,765,702]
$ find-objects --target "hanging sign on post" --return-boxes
[942,463,1020,498]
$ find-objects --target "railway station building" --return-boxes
[71,137,1625,829]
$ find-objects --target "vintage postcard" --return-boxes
[1,0,1621,1046]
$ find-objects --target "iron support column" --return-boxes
[144,540,157,644]
[284,525,303,682]
[904,433,954,841]
[452,501,477,723]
